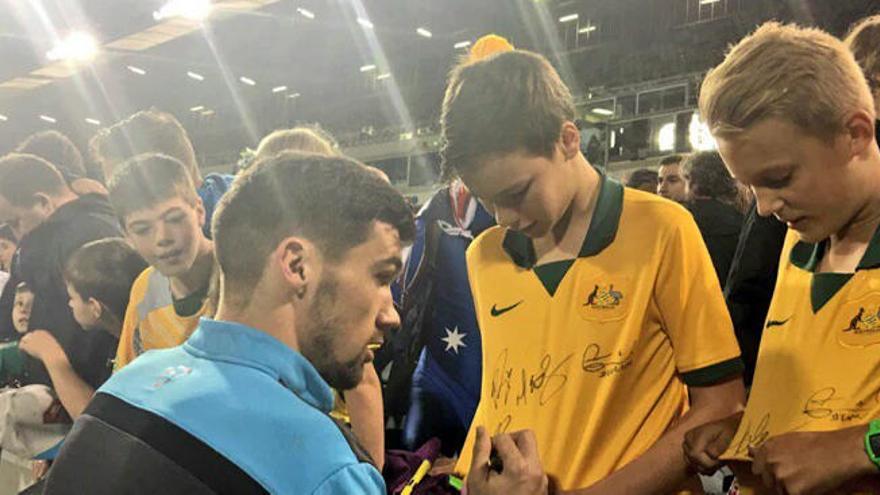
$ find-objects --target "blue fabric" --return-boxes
[98,318,385,495]
[396,190,494,453]
[197,173,235,238]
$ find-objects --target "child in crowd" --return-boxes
[11,283,32,337]
[64,238,148,339]
[90,109,233,238]
[106,154,215,372]
[0,283,33,387]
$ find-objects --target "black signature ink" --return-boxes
[490,349,513,410]
[733,413,770,456]
[803,387,865,422]
[582,343,634,378]
[490,349,573,409]
[495,414,513,435]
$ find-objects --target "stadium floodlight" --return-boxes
[689,113,718,151]
[46,31,98,62]
[658,122,676,152]
[154,0,212,21]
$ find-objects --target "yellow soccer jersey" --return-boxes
[115,266,210,371]
[455,176,743,490]
[723,229,880,493]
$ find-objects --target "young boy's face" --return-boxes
[66,283,99,330]
[0,238,16,272]
[12,290,33,334]
[717,117,862,243]
[460,146,580,240]
[124,196,206,278]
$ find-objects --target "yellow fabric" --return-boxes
[455,188,741,490]
[115,267,209,371]
[722,230,880,493]
[330,390,350,424]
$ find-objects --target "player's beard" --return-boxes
[299,273,369,391]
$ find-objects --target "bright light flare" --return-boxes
[46,31,98,62]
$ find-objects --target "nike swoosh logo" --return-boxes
[491,301,523,317]
[765,317,791,329]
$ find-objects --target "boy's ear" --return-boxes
[33,192,53,213]
[87,297,103,321]
[560,121,581,160]
[844,109,877,159]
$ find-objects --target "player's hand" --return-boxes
[466,427,548,495]
[750,427,875,495]
[19,330,67,365]
[683,411,742,474]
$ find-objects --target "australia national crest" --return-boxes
[838,292,880,347]
[583,284,624,310]
[843,306,880,335]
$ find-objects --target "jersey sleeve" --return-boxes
[311,463,385,495]
[655,211,744,386]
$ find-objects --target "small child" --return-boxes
[11,283,32,336]
[64,238,147,338]
[0,283,34,386]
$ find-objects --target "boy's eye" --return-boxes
[375,272,396,286]
[765,174,792,189]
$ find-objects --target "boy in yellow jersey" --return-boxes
[442,50,745,493]
[107,154,215,371]
[684,22,880,494]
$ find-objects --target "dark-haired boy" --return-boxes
[106,154,214,371]
[65,238,148,339]
[442,50,745,493]
[91,109,233,237]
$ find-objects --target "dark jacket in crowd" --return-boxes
[688,198,744,288]
[0,194,121,389]
[723,202,787,386]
